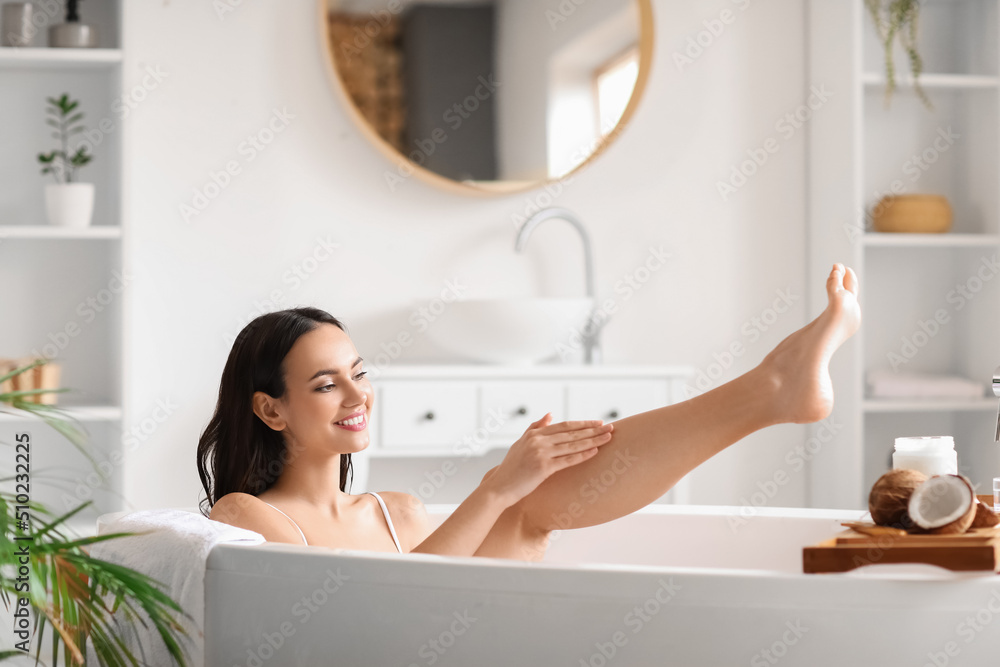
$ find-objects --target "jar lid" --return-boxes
[894,436,955,452]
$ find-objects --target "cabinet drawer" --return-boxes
[377,381,479,448]
[566,380,667,421]
[480,380,565,440]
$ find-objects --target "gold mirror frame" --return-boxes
[317,0,655,196]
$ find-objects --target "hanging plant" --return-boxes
[864,0,933,111]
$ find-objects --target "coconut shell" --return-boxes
[868,468,928,528]
[970,500,1000,529]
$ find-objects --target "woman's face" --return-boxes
[274,323,373,454]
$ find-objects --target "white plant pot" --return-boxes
[45,183,95,227]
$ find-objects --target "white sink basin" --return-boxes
[424,297,596,365]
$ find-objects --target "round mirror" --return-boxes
[321,0,653,194]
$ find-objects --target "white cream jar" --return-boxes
[892,436,957,477]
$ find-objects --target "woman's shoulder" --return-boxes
[372,491,430,549]
[373,490,426,518]
[209,492,300,543]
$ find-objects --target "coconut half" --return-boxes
[907,474,977,534]
[868,469,928,528]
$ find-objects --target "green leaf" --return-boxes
[0,401,91,464]
[0,358,47,385]
[0,387,70,400]
[0,355,190,666]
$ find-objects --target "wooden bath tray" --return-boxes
[803,495,1000,574]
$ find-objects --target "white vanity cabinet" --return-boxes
[366,365,696,503]
[376,380,481,448]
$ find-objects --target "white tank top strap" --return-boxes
[260,500,308,546]
[368,491,403,553]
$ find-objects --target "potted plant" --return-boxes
[864,0,933,111]
[37,94,95,228]
[0,359,191,665]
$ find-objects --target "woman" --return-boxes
[199,264,860,561]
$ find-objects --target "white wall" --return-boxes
[122,0,821,513]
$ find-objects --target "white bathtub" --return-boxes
[204,503,1000,666]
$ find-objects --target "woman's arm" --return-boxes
[408,413,614,556]
[407,483,510,556]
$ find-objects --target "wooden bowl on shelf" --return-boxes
[872,194,952,233]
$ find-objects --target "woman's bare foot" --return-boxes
[757,263,862,424]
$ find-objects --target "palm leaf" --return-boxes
[1,363,190,665]
[0,400,91,466]
[0,506,193,666]
[1,388,70,400]
[0,357,46,384]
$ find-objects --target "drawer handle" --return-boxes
[515,406,528,416]
[606,409,619,420]
[423,411,435,421]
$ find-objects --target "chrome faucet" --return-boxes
[514,207,603,364]
[993,365,1000,440]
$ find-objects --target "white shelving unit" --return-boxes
[0,47,122,68]
[0,0,125,532]
[808,0,1000,508]
[0,225,122,239]
[0,405,122,422]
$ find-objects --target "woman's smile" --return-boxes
[334,410,368,431]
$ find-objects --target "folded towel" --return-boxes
[867,369,986,399]
[84,508,265,666]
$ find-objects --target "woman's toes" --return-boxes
[826,264,844,299]
[844,266,859,295]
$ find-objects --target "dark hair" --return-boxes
[197,307,353,516]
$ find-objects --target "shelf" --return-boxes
[863,233,1000,247]
[0,226,121,239]
[862,72,1000,90]
[0,48,122,70]
[0,405,122,421]
[864,398,996,413]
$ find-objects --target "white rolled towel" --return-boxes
[867,369,986,399]
[84,508,265,667]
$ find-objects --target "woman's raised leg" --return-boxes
[473,264,860,559]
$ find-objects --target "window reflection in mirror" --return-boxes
[597,48,640,137]
[324,0,651,193]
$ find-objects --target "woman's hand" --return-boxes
[409,414,613,557]
[482,413,614,507]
